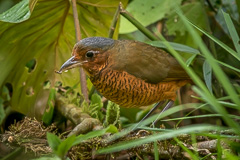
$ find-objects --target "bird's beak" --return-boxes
[56,56,82,74]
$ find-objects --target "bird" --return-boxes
[57,37,190,122]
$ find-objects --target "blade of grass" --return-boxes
[191,95,240,109]
[216,134,223,159]
[222,10,240,54]
[217,95,240,101]
[186,54,198,67]
[97,125,224,154]
[159,33,240,130]
[185,17,240,61]
[154,141,159,160]
[176,103,209,127]
[217,101,239,109]
[107,103,202,142]
[193,86,240,133]
[147,41,200,54]
[215,59,240,73]
[162,114,240,121]
[174,137,199,160]
[138,127,238,139]
[197,133,237,139]
[138,127,173,132]
[177,10,240,106]
[191,134,199,158]
[172,6,240,134]
[158,33,240,134]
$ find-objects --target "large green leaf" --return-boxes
[119,0,182,34]
[0,0,127,117]
[166,1,208,36]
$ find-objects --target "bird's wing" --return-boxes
[108,40,189,84]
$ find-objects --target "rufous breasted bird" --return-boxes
[58,37,190,109]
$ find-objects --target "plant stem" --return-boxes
[119,3,159,41]
[108,2,121,38]
[71,0,89,103]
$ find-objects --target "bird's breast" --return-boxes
[90,69,188,108]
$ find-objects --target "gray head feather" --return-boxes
[79,37,115,50]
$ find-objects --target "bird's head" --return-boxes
[57,37,115,75]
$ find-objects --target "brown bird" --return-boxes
[58,37,190,121]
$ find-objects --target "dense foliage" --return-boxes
[0,0,240,159]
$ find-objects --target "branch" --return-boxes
[55,96,102,136]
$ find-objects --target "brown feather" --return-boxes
[90,68,189,107]
[108,40,189,84]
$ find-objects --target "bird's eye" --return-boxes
[86,51,94,58]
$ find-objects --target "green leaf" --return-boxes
[1,85,10,101]
[0,98,6,125]
[222,10,240,54]
[42,88,56,125]
[166,1,208,36]
[73,125,118,145]
[0,0,35,23]
[47,133,76,158]
[91,93,103,108]
[0,0,127,116]
[186,54,197,67]
[57,135,76,158]
[105,101,120,126]
[47,132,61,153]
[120,0,183,33]
[203,60,212,93]
[185,15,240,61]
[147,41,200,54]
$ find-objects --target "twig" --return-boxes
[71,0,89,103]
[72,0,81,41]
[119,3,159,41]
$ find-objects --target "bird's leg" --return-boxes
[152,100,174,127]
[132,101,165,131]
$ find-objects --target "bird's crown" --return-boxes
[77,37,115,50]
